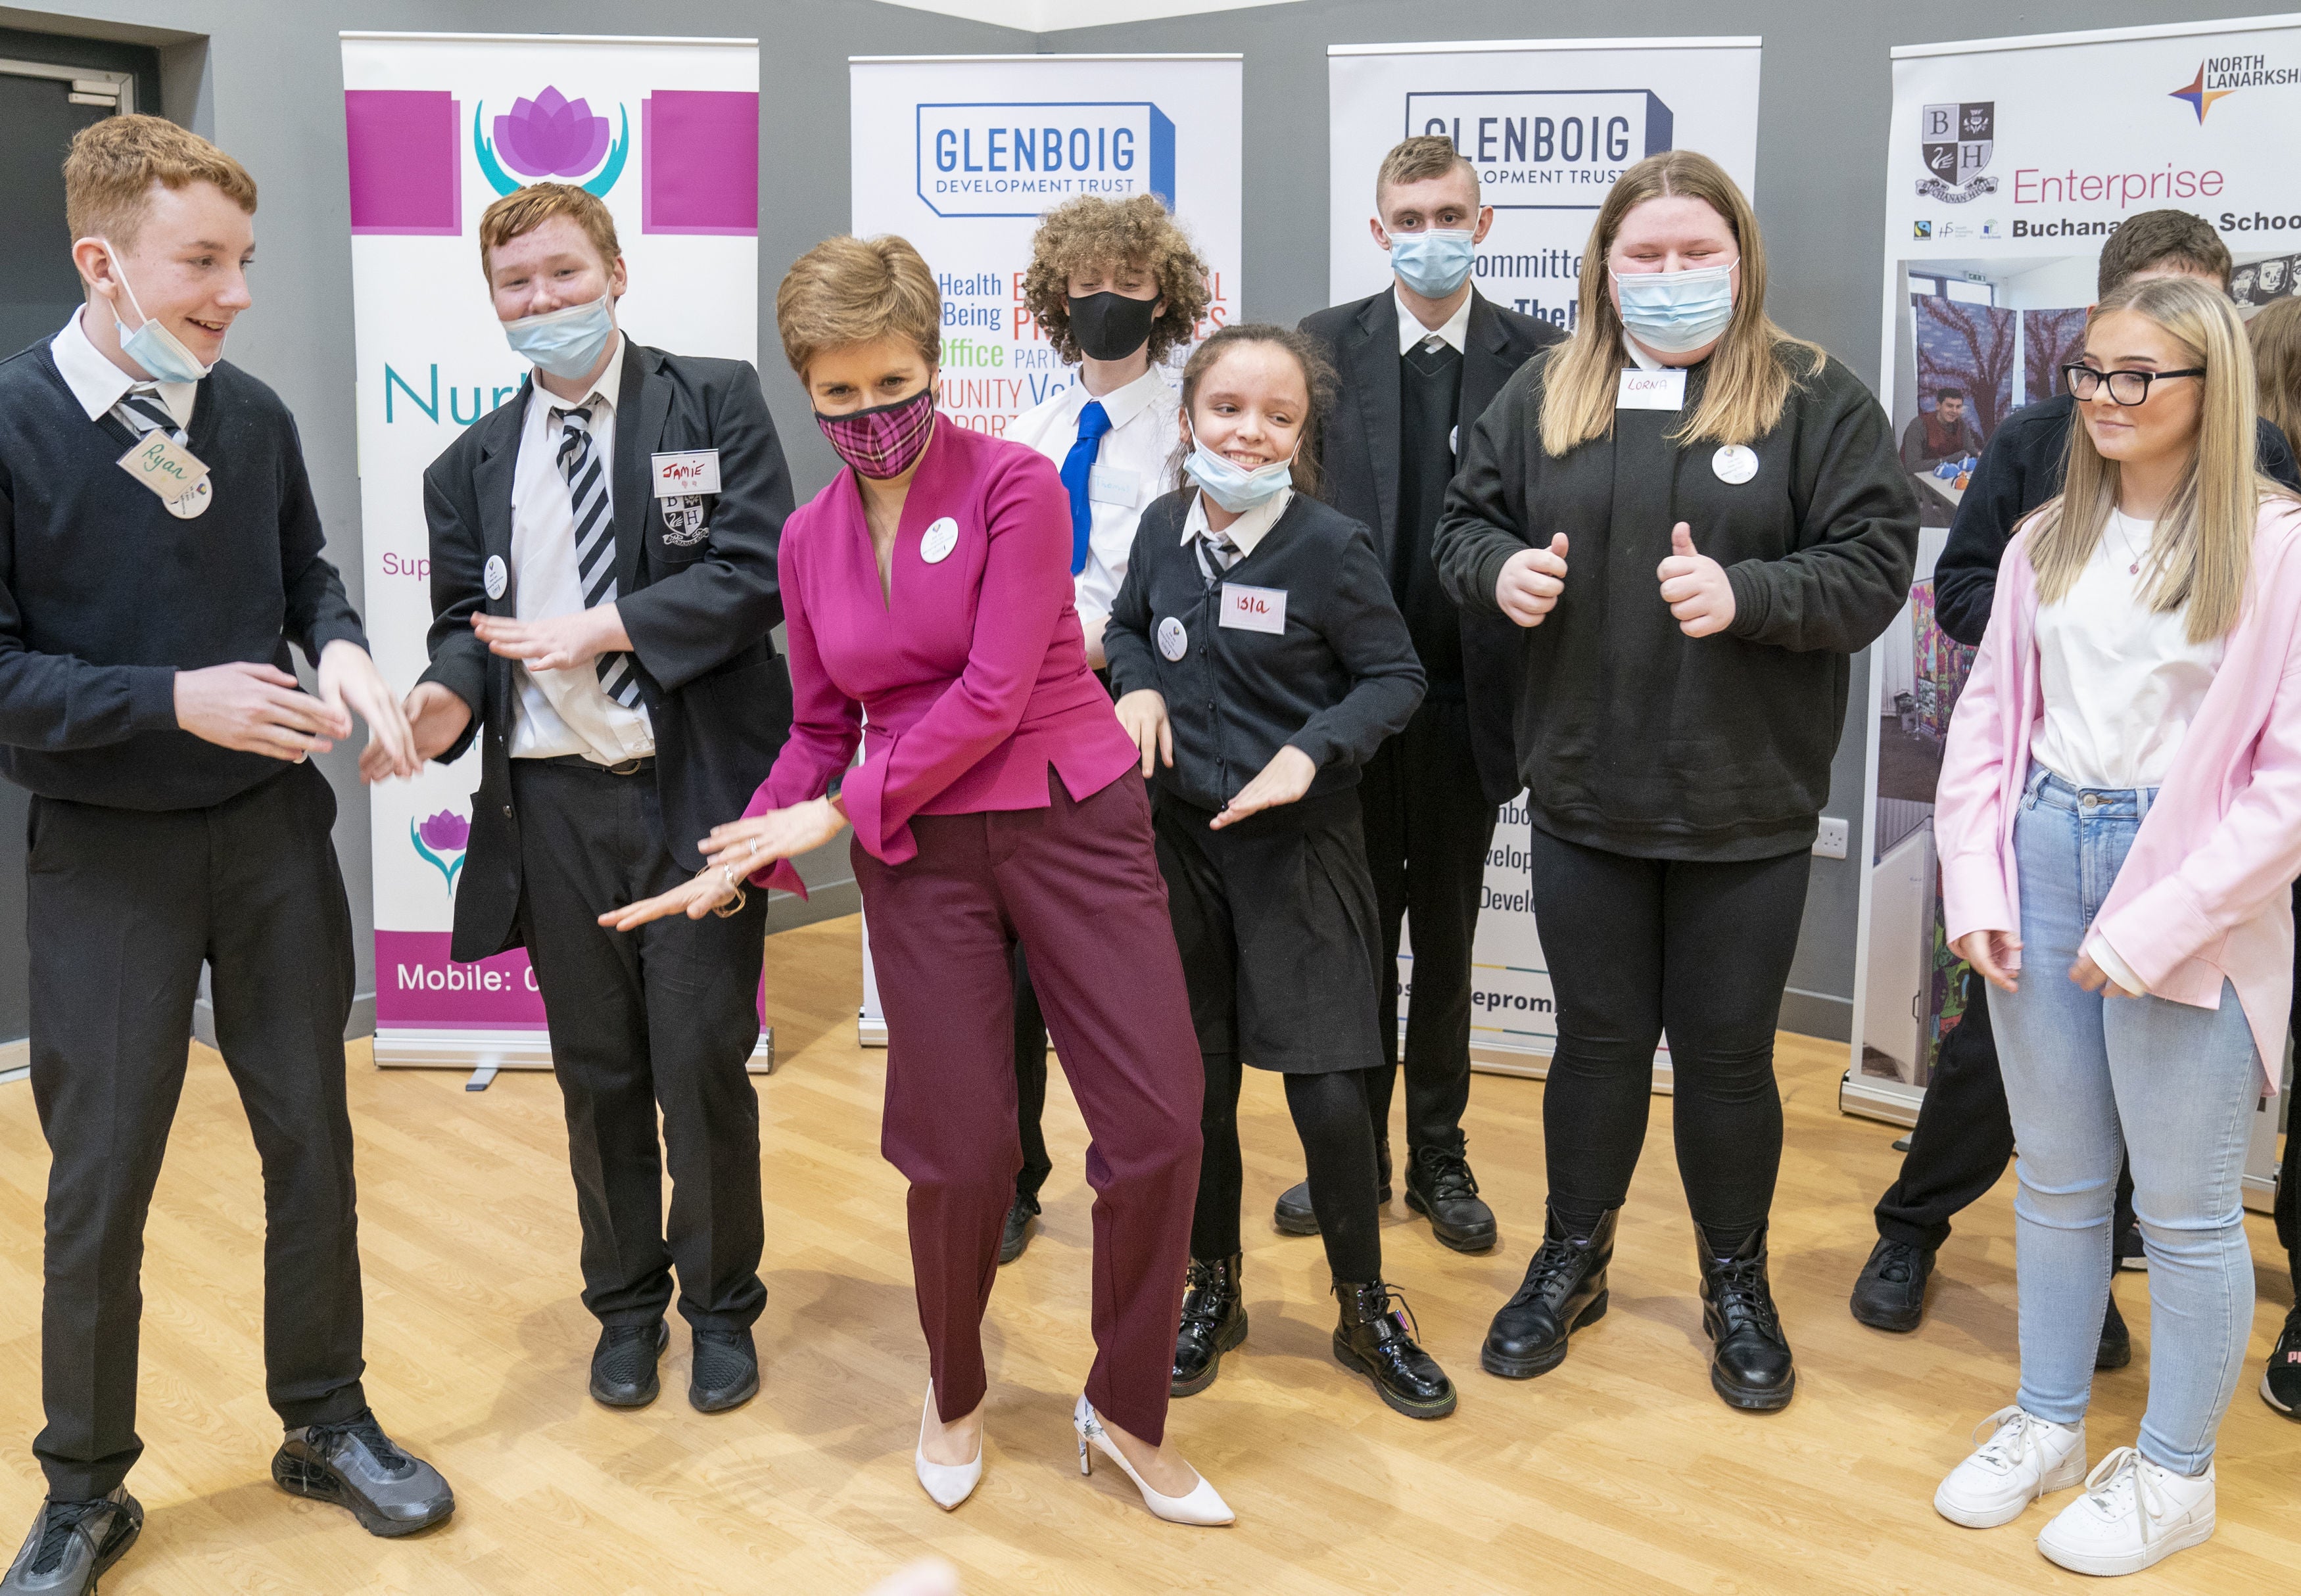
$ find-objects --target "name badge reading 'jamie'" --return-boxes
[116,433,212,519]
[1218,583,1287,634]
[1616,368,1687,411]
[650,449,722,498]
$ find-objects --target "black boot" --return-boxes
[1171,1254,1247,1397]
[999,1194,1038,1265]
[1694,1223,1795,1412]
[1849,1236,1936,1332]
[1481,1206,1615,1378]
[2097,1292,2132,1371]
[1404,1140,1498,1254]
[1332,1279,1456,1419]
[1275,1138,1391,1236]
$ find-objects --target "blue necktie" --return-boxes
[1059,399,1112,576]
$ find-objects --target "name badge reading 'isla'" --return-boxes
[1616,368,1686,411]
[116,433,212,519]
[1219,583,1286,634]
[650,449,722,498]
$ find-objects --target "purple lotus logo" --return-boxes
[411,808,470,891]
[475,85,629,199]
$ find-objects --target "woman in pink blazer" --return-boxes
[605,235,1229,1526]
[1930,275,2301,1576]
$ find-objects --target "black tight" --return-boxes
[1527,826,1812,1255]
[1191,1054,1383,1282]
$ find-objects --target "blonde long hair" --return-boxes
[2029,275,2275,644]
[1538,151,1822,458]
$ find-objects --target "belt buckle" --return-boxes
[607,757,646,777]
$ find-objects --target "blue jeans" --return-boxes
[1987,769,2261,1474]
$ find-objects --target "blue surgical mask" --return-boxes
[102,240,215,383]
[503,294,618,379]
[1184,426,1295,513]
[1611,258,1739,354]
[1388,228,1477,300]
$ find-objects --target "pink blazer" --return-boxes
[744,416,1137,895]
[1937,499,2301,1089]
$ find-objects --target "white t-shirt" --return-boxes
[1005,366,1179,624]
[2029,509,2223,791]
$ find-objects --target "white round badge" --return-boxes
[484,554,508,600]
[920,517,959,565]
[161,477,211,520]
[1711,444,1758,485]
[1156,617,1188,661]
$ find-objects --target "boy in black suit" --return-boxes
[1287,136,1564,1254]
[400,184,794,1415]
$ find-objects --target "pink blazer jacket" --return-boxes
[744,417,1137,895]
[1937,499,2301,1089]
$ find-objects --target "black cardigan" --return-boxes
[1104,489,1425,814]
[1433,344,1919,860]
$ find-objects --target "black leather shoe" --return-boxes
[1404,1142,1497,1253]
[272,1410,454,1537]
[1171,1254,1248,1397]
[690,1328,761,1413]
[999,1196,1038,1265]
[1694,1223,1795,1412]
[1849,1237,1935,1332]
[2261,1303,2301,1418]
[590,1319,669,1407]
[2096,1293,2132,1371]
[1481,1206,1615,1378]
[1275,1140,1392,1235]
[1332,1279,1456,1419]
[0,1489,140,1594]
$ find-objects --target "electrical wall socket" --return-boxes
[1813,816,1849,860]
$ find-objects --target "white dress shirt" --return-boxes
[1182,482,1294,561]
[1396,287,1471,357]
[1007,365,1179,623]
[50,308,199,429]
[508,334,655,763]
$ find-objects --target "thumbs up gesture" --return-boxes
[1496,532,1569,628]
[1656,521,1736,638]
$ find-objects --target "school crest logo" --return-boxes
[1916,102,1996,203]
[660,494,708,545]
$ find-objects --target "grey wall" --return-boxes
[1,0,2265,1039]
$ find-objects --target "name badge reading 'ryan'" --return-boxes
[116,433,212,519]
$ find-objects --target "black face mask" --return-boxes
[1067,291,1160,362]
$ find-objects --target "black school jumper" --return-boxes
[1106,488,1423,1278]
[1435,343,1917,1247]
[0,341,373,1498]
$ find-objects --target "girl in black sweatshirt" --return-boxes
[1433,152,1918,1411]
[1104,325,1452,1419]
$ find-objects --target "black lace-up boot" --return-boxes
[0,1490,140,1595]
[1275,1138,1391,1236]
[1170,1254,1247,1397]
[1332,1279,1456,1419]
[1694,1223,1795,1411]
[1481,1206,1616,1378]
[1404,1140,1498,1253]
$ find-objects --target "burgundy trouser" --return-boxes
[855,770,1202,1444]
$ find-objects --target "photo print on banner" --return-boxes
[1856,14,2301,1121]
[1327,37,1762,1083]
[341,30,763,1068]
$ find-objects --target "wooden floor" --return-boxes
[0,912,2294,1594]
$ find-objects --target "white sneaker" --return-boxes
[2036,1447,2214,1576]
[1934,1406,2087,1528]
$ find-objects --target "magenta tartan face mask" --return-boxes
[815,387,937,479]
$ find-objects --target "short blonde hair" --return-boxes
[478,183,621,283]
[777,234,941,377]
[64,114,256,252]
[1019,195,1209,365]
[1376,134,1477,208]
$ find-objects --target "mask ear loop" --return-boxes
[96,239,153,331]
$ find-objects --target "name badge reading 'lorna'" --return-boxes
[1616,368,1686,411]
[650,449,722,498]
[1218,583,1286,634]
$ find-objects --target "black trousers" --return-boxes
[1012,945,1052,1206]
[28,761,368,1498]
[1358,700,1498,1160]
[510,761,769,1334]
[1527,825,1810,1248]
[1193,1054,1383,1281]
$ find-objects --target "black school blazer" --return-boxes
[420,341,795,961]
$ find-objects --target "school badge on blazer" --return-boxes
[661,494,709,545]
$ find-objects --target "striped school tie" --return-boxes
[552,404,642,709]
[110,385,187,446]
[1191,528,1244,584]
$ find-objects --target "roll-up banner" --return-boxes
[847,53,1245,1045]
[342,32,767,1070]
[1328,38,1764,1086]
[1852,15,2298,1206]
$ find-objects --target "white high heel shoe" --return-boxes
[1072,1394,1234,1526]
[914,1383,982,1511]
